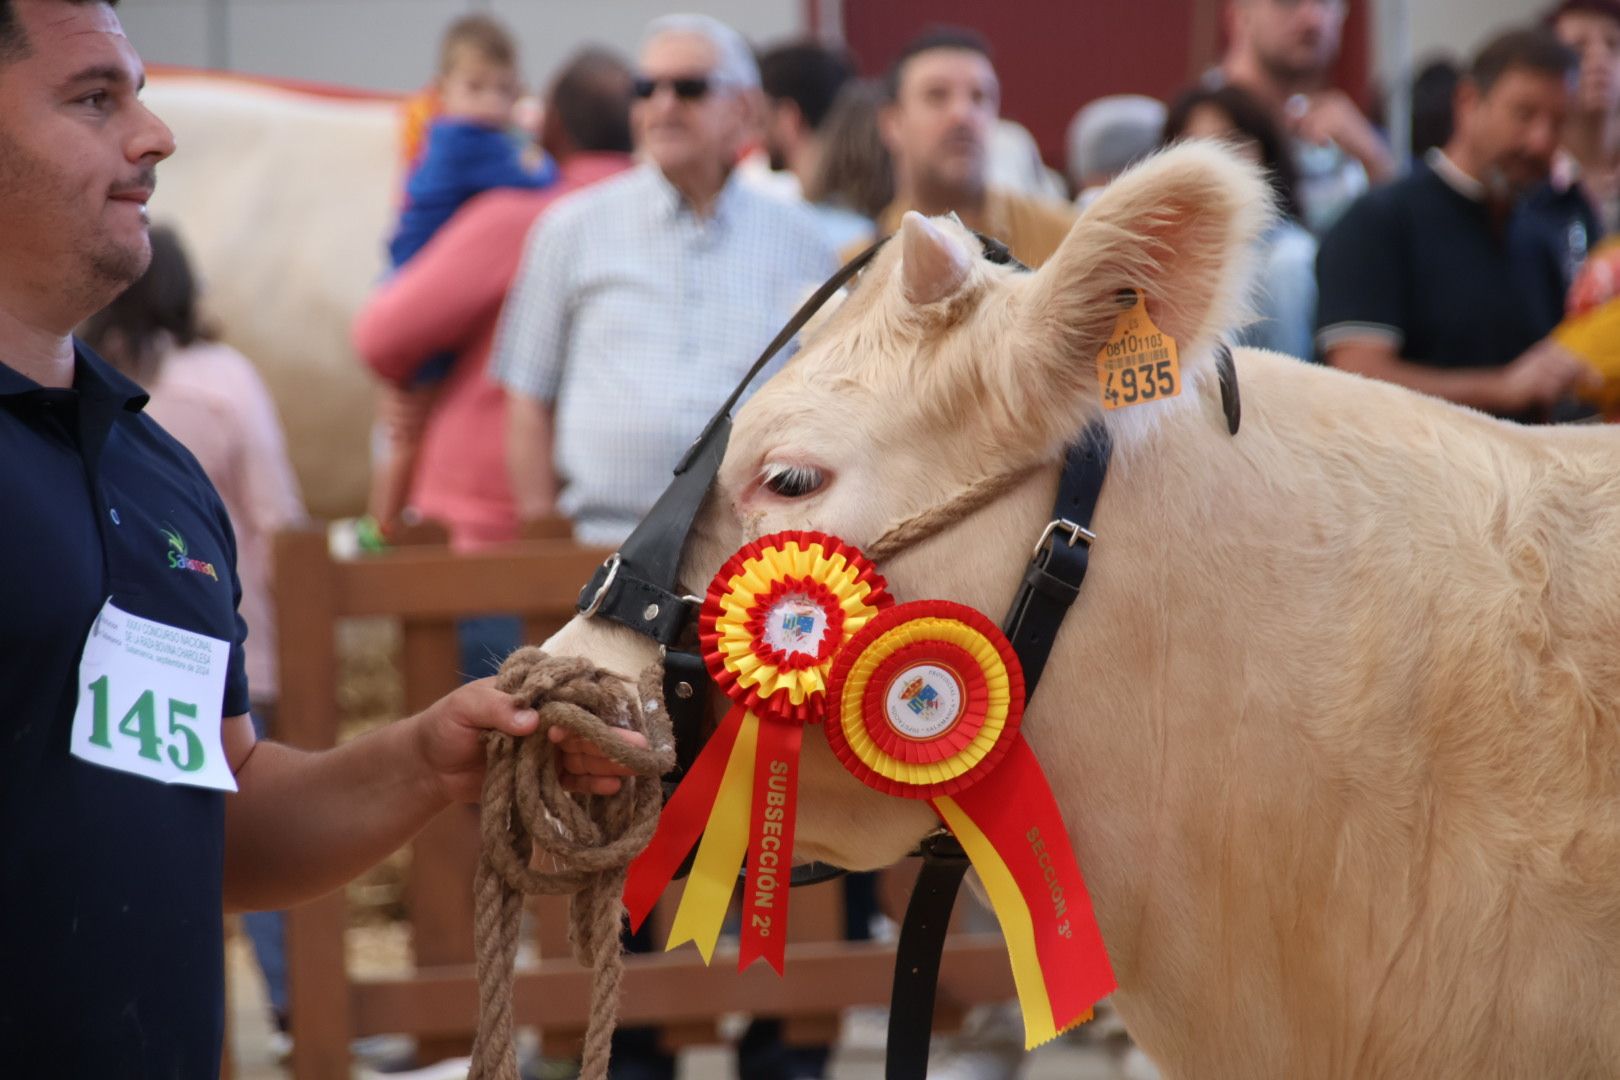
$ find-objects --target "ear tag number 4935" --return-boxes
[1096,289,1181,410]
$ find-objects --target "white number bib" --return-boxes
[70,598,238,792]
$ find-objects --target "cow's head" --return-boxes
[548,141,1271,869]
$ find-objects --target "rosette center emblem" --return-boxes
[702,531,890,724]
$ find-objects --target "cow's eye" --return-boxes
[761,463,823,498]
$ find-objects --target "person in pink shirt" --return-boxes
[352,47,635,558]
[354,46,634,682]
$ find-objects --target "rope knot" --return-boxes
[471,647,675,1080]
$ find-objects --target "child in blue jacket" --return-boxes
[370,14,554,538]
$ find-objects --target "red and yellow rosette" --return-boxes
[825,600,1116,1048]
[622,530,889,974]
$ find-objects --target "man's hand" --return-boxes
[1496,339,1602,414]
[410,679,537,803]
[223,679,655,910]
[1287,90,1395,182]
[409,678,650,803]
[548,725,649,795]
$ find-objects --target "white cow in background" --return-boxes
[143,70,402,519]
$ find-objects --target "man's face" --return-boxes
[882,47,999,202]
[1462,68,1569,194]
[1554,10,1620,116]
[0,1,173,320]
[632,32,748,181]
[1235,0,1346,84]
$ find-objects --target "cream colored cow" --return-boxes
[548,141,1620,1077]
[143,71,400,518]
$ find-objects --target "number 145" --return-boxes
[85,675,206,772]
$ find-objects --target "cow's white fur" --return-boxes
[548,141,1620,1078]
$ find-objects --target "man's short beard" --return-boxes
[1258,50,1326,89]
[916,158,985,208]
[0,124,152,308]
[89,233,150,289]
[56,231,152,320]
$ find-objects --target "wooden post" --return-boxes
[275,528,354,1080]
[402,618,481,1063]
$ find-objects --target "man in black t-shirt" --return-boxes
[0,2,640,1073]
[1316,27,1602,420]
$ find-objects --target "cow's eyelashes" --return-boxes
[761,463,824,498]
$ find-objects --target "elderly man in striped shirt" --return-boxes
[492,14,837,548]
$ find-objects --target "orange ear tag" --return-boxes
[1095,289,1181,410]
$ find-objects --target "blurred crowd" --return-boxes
[79,1,1620,1076]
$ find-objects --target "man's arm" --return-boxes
[220,682,644,912]
[352,193,532,382]
[1293,90,1396,184]
[1326,335,1598,415]
[506,392,558,523]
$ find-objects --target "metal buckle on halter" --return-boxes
[579,553,622,619]
[1032,518,1096,558]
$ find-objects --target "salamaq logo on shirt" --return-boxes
[161,524,219,582]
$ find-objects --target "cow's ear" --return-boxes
[899,211,972,306]
[1020,140,1271,389]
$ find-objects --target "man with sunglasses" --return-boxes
[494,14,835,548]
[492,15,837,1080]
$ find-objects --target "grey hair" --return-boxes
[1066,94,1167,190]
[643,13,760,90]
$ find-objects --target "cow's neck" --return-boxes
[994,351,1620,1076]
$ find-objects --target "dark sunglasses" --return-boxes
[632,75,713,101]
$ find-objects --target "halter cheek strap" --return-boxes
[883,422,1111,1080]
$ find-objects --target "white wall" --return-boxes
[119,0,803,92]
[1410,0,1549,69]
[1375,0,1553,85]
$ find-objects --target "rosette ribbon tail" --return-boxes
[686,529,892,968]
[738,718,803,974]
[622,704,748,938]
[931,739,1116,1049]
[662,707,760,962]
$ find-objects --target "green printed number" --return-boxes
[117,690,161,761]
[85,676,204,772]
[87,675,113,748]
[165,699,204,772]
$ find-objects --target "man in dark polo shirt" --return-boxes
[1316,27,1602,420]
[0,2,640,1074]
